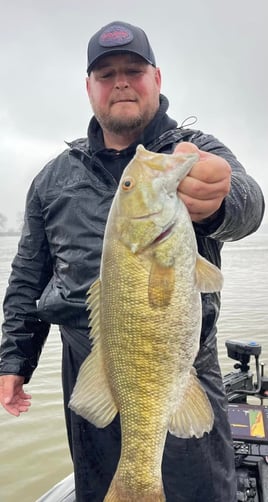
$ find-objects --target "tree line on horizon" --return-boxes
[0,211,24,234]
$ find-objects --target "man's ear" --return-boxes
[86,76,91,97]
[155,67,162,90]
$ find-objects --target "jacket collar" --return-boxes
[67,94,184,157]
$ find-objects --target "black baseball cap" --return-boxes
[87,21,156,74]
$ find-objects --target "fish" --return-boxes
[69,144,223,501]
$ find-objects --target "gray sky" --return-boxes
[0,0,267,229]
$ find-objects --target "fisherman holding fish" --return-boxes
[0,21,265,502]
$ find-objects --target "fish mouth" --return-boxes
[132,211,160,220]
[153,223,175,244]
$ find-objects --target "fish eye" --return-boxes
[121,176,135,191]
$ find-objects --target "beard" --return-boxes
[94,110,146,135]
[91,95,159,137]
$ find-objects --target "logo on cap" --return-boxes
[99,24,134,47]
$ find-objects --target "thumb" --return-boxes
[174,141,199,154]
[174,142,208,161]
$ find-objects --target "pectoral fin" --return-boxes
[169,368,214,438]
[195,253,223,292]
[69,278,118,427]
[148,262,175,307]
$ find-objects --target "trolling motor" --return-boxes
[224,340,266,402]
[224,340,268,502]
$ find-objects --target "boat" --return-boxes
[36,473,75,502]
[37,340,268,502]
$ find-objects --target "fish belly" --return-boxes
[101,242,200,496]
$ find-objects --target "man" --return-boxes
[0,21,265,502]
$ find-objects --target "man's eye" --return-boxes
[100,72,113,79]
[127,69,142,75]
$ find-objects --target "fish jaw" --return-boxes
[107,145,198,254]
[116,214,177,255]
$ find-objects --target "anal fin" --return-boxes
[169,368,214,438]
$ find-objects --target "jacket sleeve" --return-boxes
[0,180,53,383]
[188,130,265,241]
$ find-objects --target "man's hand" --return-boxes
[175,142,231,222]
[0,375,31,416]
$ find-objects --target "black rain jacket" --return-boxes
[0,95,265,382]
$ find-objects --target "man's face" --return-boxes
[86,53,161,136]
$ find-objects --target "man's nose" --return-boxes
[115,81,129,89]
[114,74,129,89]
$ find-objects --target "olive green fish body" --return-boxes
[69,145,223,501]
[101,233,200,497]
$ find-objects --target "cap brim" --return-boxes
[87,49,155,74]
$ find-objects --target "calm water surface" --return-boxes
[0,232,267,501]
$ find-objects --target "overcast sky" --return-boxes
[0,0,267,229]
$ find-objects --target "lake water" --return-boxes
[0,231,268,501]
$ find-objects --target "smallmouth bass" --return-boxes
[70,145,223,501]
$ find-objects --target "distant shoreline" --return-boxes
[0,223,267,238]
[0,232,20,237]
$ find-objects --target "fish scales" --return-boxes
[69,145,223,501]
